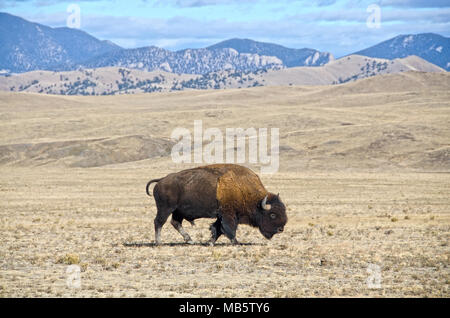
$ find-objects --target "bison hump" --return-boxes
[216,169,267,215]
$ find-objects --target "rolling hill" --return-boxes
[0,55,443,95]
[0,71,448,171]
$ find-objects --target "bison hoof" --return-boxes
[186,239,194,245]
[207,239,216,246]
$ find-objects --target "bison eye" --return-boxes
[270,213,276,219]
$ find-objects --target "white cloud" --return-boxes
[8,3,450,57]
[380,0,450,8]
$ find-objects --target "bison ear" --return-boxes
[275,193,281,202]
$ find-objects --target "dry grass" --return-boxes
[0,167,448,297]
[0,72,449,297]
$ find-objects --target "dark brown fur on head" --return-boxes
[254,193,287,239]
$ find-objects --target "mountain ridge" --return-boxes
[80,46,285,75]
[0,12,121,73]
[207,38,333,67]
[352,33,449,71]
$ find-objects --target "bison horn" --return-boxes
[261,195,271,211]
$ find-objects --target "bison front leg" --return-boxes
[208,218,223,246]
[220,214,239,245]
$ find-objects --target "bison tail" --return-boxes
[145,178,162,197]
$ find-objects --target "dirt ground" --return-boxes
[0,71,449,297]
[0,166,448,297]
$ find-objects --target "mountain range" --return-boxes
[0,12,449,77]
[0,12,329,74]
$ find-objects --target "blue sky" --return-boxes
[1,0,449,57]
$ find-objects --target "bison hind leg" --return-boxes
[154,209,192,245]
[171,211,193,244]
[154,209,172,245]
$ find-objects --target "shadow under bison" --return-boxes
[122,241,266,247]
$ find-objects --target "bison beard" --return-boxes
[146,164,287,245]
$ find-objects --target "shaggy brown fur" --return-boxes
[146,164,287,245]
[216,167,267,225]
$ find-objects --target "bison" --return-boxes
[146,164,287,245]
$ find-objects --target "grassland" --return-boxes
[0,71,449,297]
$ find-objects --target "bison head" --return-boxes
[257,193,287,239]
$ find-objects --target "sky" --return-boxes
[1,0,449,57]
